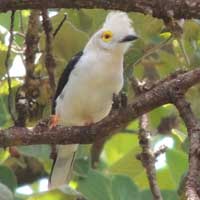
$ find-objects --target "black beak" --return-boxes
[120,35,138,43]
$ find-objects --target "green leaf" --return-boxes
[74,157,90,177]
[149,104,175,129]
[183,20,200,59]
[103,134,139,165]
[17,145,51,160]
[182,137,189,153]
[0,11,29,46]
[27,188,78,200]
[111,175,140,200]
[0,12,19,31]
[0,79,21,128]
[75,145,91,159]
[0,149,9,163]
[29,184,82,200]
[0,182,14,200]
[78,169,112,200]
[109,147,144,180]
[129,13,163,43]
[0,165,17,192]
[66,9,107,35]
[141,190,179,200]
[156,167,177,189]
[17,145,52,173]
[166,149,188,185]
[40,11,88,77]
[15,193,28,200]
[0,42,7,79]
[161,190,179,200]
[157,50,181,77]
[78,170,141,200]
[133,166,177,190]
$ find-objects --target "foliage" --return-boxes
[0,8,199,200]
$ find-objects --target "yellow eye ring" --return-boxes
[101,31,113,42]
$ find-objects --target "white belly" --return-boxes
[55,53,124,126]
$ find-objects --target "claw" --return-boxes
[49,115,59,129]
[84,117,93,126]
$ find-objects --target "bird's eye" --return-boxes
[101,31,113,42]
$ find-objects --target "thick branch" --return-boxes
[0,69,199,147]
[1,0,200,20]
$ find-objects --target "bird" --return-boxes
[49,11,138,188]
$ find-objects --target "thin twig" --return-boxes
[154,145,167,158]
[4,10,16,123]
[132,65,164,199]
[127,35,173,93]
[177,37,190,67]
[53,13,67,38]
[164,18,190,67]
[137,114,163,200]
[133,35,173,67]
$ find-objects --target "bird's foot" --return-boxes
[112,93,120,109]
[120,91,128,108]
[112,91,127,109]
[84,119,94,126]
[49,115,59,129]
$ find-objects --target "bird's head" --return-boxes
[85,11,138,54]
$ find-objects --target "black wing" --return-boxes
[52,51,83,114]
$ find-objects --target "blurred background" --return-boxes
[0,9,200,200]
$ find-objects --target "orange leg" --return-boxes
[84,118,94,126]
[49,115,60,129]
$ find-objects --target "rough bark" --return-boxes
[174,97,200,200]
[138,114,163,200]
[1,0,200,20]
[0,69,199,147]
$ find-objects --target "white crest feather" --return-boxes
[102,11,135,36]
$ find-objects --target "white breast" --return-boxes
[56,51,124,126]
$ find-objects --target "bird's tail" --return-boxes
[49,144,78,189]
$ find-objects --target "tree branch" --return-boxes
[0,0,200,20]
[15,10,40,127]
[134,77,163,200]
[137,114,163,200]
[0,69,199,147]
[174,96,200,200]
